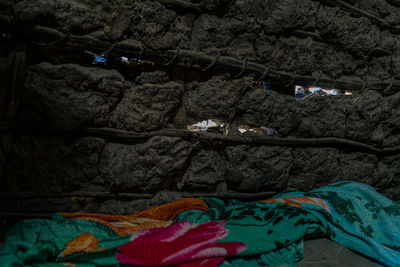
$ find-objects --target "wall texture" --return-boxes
[1,0,400,215]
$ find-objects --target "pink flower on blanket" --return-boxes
[116,220,246,267]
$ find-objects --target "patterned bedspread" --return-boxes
[0,181,399,266]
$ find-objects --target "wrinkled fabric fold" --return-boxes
[175,181,400,266]
[116,221,246,266]
[0,181,399,266]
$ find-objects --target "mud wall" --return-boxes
[1,0,400,215]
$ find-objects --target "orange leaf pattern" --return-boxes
[260,197,330,212]
[60,233,106,257]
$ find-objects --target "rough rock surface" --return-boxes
[382,91,400,147]
[4,68,400,204]
[98,136,192,193]
[109,81,183,131]
[11,0,192,49]
[0,56,10,119]
[134,70,170,85]
[3,0,400,79]
[0,135,13,189]
[1,0,400,218]
[236,86,300,136]
[19,63,124,127]
[224,145,292,192]
[379,155,400,202]
[184,75,251,123]
[6,136,105,193]
[289,148,379,191]
[179,150,226,192]
[296,90,383,144]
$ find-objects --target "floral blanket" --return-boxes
[0,181,399,266]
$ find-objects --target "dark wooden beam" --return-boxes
[0,22,399,93]
[82,127,388,154]
[0,190,282,200]
[2,123,400,155]
[385,0,400,7]
[156,0,203,12]
[316,0,400,34]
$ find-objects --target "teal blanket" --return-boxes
[1,181,399,266]
[0,214,130,266]
[175,181,400,266]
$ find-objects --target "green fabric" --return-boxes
[175,200,316,266]
[1,181,399,266]
[175,181,400,267]
[0,214,130,266]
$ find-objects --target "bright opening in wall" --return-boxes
[84,50,107,65]
[121,56,141,63]
[186,119,278,136]
[295,85,352,100]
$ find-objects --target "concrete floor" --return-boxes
[298,239,385,267]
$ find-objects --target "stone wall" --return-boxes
[1,0,400,215]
